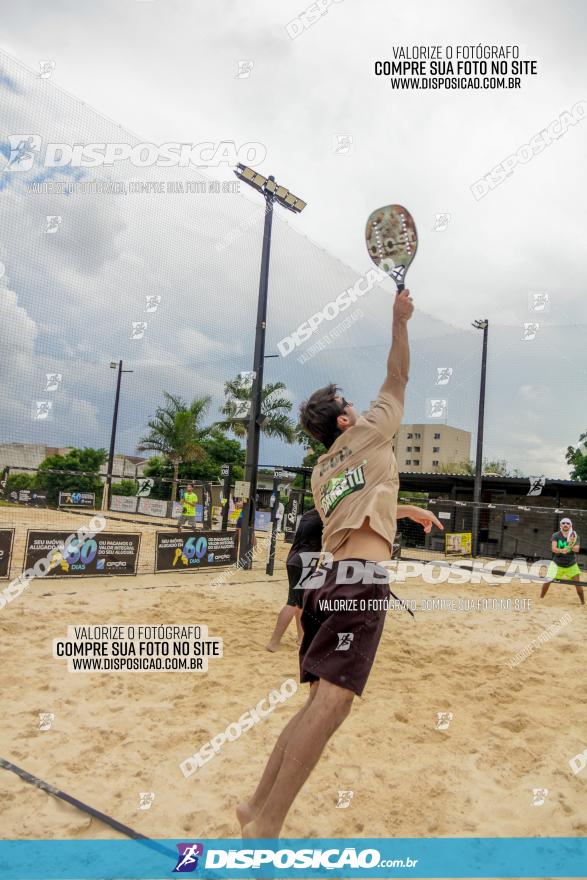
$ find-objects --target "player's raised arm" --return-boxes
[380,290,414,406]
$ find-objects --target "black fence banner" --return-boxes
[154,530,237,573]
[24,531,141,577]
[0,529,15,579]
[284,490,303,543]
[58,492,96,508]
[8,490,48,506]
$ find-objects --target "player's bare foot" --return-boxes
[236,801,256,829]
[265,642,280,653]
[242,818,279,839]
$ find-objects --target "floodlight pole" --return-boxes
[471,320,489,556]
[102,360,133,512]
[234,167,306,568]
[239,188,274,567]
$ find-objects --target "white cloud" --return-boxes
[0,0,585,479]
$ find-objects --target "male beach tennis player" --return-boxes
[177,483,198,533]
[237,289,441,838]
[540,517,584,605]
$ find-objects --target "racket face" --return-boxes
[365,204,418,289]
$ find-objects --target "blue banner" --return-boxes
[0,837,585,879]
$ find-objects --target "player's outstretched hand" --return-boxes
[394,289,414,322]
[401,504,443,534]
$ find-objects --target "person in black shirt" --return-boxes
[266,508,323,652]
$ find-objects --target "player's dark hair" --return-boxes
[299,383,343,450]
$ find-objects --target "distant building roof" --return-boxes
[272,465,587,498]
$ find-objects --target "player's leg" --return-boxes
[294,606,303,644]
[267,565,303,651]
[238,577,320,829]
[236,680,318,829]
[242,679,354,838]
[572,574,584,605]
[540,561,557,598]
[266,605,297,652]
[242,564,389,837]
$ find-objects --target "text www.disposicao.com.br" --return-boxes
[70,657,201,671]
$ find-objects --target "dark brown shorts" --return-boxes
[299,559,392,697]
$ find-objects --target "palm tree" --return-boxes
[137,392,213,500]
[217,376,296,443]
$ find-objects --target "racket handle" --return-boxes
[397,283,405,293]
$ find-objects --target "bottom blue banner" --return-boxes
[0,837,585,879]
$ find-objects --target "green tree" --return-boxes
[289,425,326,489]
[36,448,107,506]
[111,479,139,496]
[438,459,474,475]
[439,458,525,477]
[199,429,245,480]
[143,430,246,498]
[137,393,215,500]
[140,457,174,500]
[217,375,296,443]
[566,432,587,481]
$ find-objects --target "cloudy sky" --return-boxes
[0,0,586,478]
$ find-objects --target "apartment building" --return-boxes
[392,424,471,473]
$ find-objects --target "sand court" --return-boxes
[0,513,585,847]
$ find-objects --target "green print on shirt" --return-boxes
[320,461,367,518]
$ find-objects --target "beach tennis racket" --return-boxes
[365,204,418,291]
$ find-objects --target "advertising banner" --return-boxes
[284,490,303,543]
[110,495,138,513]
[58,491,96,508]
[0,529,14,578]
[154,530,238,573]
[24,531,141,577]
[173,502,204,521]
[137,497,168,518]
[8,489,48,506]
[233,480,250,499]
[254,510,272,532]
[136,477,154,497]
[445,532,473,556]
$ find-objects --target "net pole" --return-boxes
[472,320,489,556]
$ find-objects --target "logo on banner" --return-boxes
[173,843,204,873]
[527,475,546,496]
[136,478,154,497]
